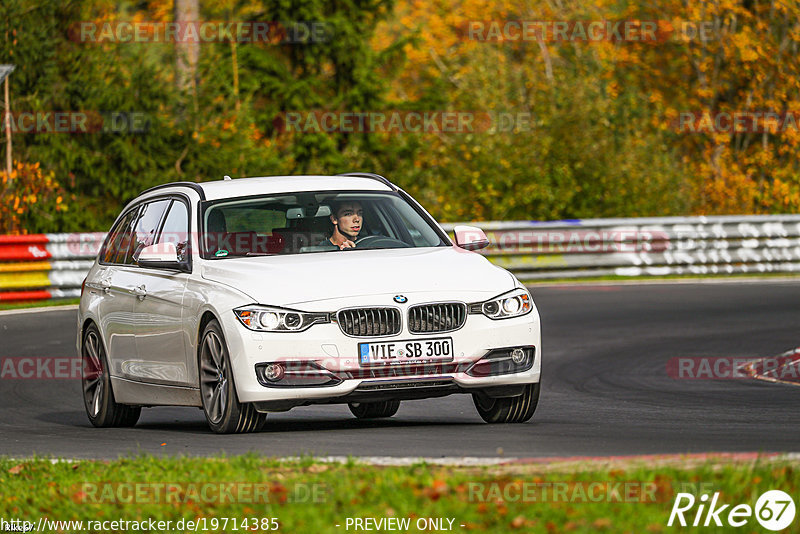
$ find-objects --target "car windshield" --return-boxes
[200,191,448,258]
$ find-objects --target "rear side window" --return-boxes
[100,199,175,265]
[101,208,139,264]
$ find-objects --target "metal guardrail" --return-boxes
[1,215,799,302]
[441,214,800,281]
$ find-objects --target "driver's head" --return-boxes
[330,201,363,241]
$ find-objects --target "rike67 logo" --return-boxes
[668,490,796,531]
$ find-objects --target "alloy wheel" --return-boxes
[200,330,228,425]
[82,330,105,418]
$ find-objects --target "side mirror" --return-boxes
[137,242,183,270]
[453,225,490,251]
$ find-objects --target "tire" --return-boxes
[81,323,141,427]
[348,400,401,419]
[473,383,540,424]
[199,319,266,434]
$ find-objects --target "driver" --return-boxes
[325,200,363,250]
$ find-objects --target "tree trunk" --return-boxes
[4,74,10,178]
[174,0,199,94]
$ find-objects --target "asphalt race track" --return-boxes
[1,281,798,459]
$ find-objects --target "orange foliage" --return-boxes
[0,162,67,235]
[378,0,800,216]
[619,0,800,214]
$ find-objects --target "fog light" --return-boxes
[510,348,527,364]
[263,363,285,382]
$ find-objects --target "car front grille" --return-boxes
[408,302,467,333]
[337,307,402,337]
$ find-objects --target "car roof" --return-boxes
[139,174,396,202]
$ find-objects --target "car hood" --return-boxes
[200,246,515,308]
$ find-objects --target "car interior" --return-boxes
[202,195,407,257]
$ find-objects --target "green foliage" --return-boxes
[1,0,400,232]
[3,0,795,233]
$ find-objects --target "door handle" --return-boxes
[99,280,111,293]
[133,285,147,300]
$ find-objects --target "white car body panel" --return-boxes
[131,269,190,385]
[199,246,514,307]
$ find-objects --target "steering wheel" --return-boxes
[353,235,411,249]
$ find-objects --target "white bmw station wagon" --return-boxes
[78,173,541,433]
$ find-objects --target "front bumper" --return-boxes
[220,307,541,408]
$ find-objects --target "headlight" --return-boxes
[234,305,330,332]
[472,288,533,320]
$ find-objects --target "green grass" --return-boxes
[0,455,796,533]
[0,298,80,311]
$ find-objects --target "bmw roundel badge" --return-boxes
[393,295,408,304]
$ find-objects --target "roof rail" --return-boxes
[139,181,206,200]
[336,172,397,191]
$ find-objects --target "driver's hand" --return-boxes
[338,239,356,250]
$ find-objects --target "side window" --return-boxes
[156,200,190,263]
[101,209,137,264]
[110,208,141,265]
[129,199,170,264]
[113,209,142,265]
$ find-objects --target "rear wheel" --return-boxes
[348,400,400,419]
[473,383,540,423]
[81,324,141,427]
[199,319,266,433]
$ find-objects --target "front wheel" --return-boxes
[81,324,141,427]
[473,383,540,423]
[199,319,266,433]
[348,400,400,419]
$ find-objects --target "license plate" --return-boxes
[358,337,454,366]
